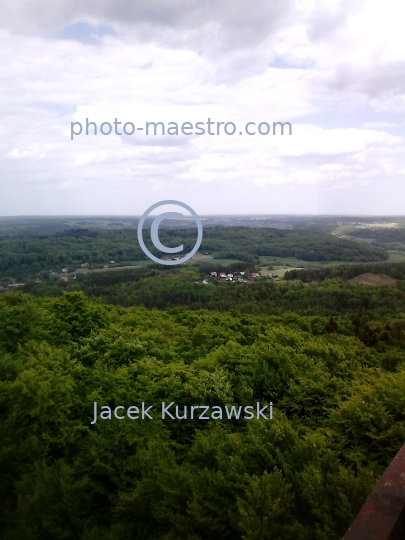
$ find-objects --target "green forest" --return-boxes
[18,261,405,318]
[284,260,405,283]
[0,226,388,279]
[346,227,405,246]
[1,222,404,539]
[0,282,405,540]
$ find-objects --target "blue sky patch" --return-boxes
[58,22,116,44]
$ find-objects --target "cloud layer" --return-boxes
[0,0,404,215]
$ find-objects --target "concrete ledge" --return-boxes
[343,444,405,540]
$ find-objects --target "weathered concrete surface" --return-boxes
[343,444,405,540]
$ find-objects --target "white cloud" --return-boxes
[0,0,404,215]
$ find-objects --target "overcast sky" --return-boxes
[0,0,404,215]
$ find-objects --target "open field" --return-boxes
[387,251,405,262]
[259,265,304,278]
[332,221,405,237]
[189,253,213,262]
[257,255,375,269]
[348,273,398,286]
[331,224,357,235]
[63,262,150,277]
[257,255,388,278]
[340,235,375,244]
[87,263,149,272]
[203,258,242,266]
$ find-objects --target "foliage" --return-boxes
[1,290,404,539]
[200,227,387,262]
[21,264,405,324]
[0,226,387,280]
[285,261,405,282]
[346,227,405,247]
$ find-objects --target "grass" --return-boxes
[203,258,242,266]
[348,273,398,286]
[331,224,357,235]
[340,235,375,244]
[191,253,214,262]
[259,266,304,278]
[387,251,405,262]
[60,261,151,277]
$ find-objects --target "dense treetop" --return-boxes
[0,288,404,539]
[0,222,403,539]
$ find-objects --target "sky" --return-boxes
[0,0,404,216]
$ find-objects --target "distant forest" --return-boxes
[1,221,404,539]
[347,227,405,247]
[19,263,405,320]
[0,226,387,278]
[284,261,405,283]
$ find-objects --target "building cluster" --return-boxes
[166,256,185,262]
[210,271,245,280]
[0,282,25,292]
[1,260,121,293]
[199,270,281,285]
[0,260,284,294]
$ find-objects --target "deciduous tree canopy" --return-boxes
[1,290,404,539]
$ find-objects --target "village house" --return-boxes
[210,272,217,277]
[251,273,260,278]
[61,268,68,273]
[219,272,226,278]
